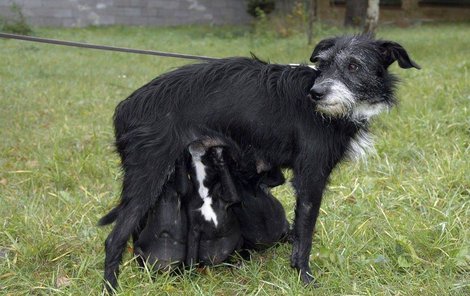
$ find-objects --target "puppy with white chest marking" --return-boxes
[185,139,243,266]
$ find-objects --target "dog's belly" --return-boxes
[184,111,296,168]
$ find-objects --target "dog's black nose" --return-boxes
[309,85,328,101]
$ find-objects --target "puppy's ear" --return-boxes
[188,141,206,158]
[377,40,421,69]
[201,136,226,148]
[310,37,338,62]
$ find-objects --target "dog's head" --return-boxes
[309,34,420,122]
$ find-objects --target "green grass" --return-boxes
[0,23,469,295]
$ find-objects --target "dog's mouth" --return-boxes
[307,94,341,108]
[315,101,350,117]
[317,102,340,107]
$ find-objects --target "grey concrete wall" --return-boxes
[0,0,253,27]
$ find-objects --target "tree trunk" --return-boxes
[364,0,379,33]
[306,0,317,45]
[344,0,368,28]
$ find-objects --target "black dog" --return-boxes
[185,139,243,266]
[103,34,419,289]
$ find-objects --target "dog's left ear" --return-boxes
[377,40,421,69]
[310,37,338,63]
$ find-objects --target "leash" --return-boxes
[0,32,220,62]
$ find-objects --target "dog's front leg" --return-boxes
[291,163,329,285]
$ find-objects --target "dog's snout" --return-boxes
[309,85,328,101]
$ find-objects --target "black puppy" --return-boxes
[185,139,243,266]
[103,34,419,289]
[100,159,189,274]
[232,163,290,251]
[133,160,188,271]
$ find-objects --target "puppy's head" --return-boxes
[188,136,240,169]
[188,136,240,202]
[309,34,420,122]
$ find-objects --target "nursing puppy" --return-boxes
[100,159,189,273]
[185,139,243,266]
[103,34,420,289]
[132,159,188,270]
[232,164,290,251]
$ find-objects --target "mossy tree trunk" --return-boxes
[344,0,368,27]
[364,0,379,33]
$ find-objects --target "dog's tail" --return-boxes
[98,205,123,226]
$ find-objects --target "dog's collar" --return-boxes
[288,63,317,70]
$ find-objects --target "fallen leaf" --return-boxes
[0,178,7,186]
[0,248,9,259]
[345,195,357,204]
[56,276,71,288]
[25,160,39,168]
[196,266,208,275]
[397,255,412,268]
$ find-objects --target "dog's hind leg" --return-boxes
[103,150,184,291]
[103,202,144,292]
[103,163,173,292]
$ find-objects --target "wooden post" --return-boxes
[364,0,379,34]
[402,0,418,17]
[344,0,368,27]
[306,0,317,45]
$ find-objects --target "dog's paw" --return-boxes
[299,267,317,286]
[290,245,318,287]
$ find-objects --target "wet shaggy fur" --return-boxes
[101,34,419,291]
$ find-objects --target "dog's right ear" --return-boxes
[376,40,421,70]
[310,37,338,63]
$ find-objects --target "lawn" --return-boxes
[0,22,469,295]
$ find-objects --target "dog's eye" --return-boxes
[348,63,359,72]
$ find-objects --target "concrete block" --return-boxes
[122,7,142,16]
[42,0,75,9]
[113,0,129,7]
[148,0,179,9]
[52,8,73,18]
[142,7,158,17]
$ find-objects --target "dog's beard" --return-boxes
[315,81,354,117]
[314,81,388,121]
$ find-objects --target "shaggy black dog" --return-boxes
[101,34,419,290]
